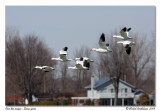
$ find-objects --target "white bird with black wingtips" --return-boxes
[91,33,112,53]
[113,27,132,40]
[68,57,90,70]
[74,57,94,63]
[51,47,72,62]
[117,40,135,55]
[35,66,55,72]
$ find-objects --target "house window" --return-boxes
[121,88,124,93]
[111,88,114,93]
[101,88,107,93]
[125,88,127,93]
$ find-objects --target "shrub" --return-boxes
[28,98,72,106]
[63,98,72,106]
[28,101,55,105]
[98,99,103,105]
[139,92,149,105]
[86,99,94,105]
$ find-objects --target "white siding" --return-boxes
[87,90,100,98]
[87,81,134,99]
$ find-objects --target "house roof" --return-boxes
[132,89,144,95]
[85,77,110,89]
[85,76,134,89]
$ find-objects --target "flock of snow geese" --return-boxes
[35,27,135,72]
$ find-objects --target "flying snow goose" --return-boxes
[35,66,55,72]
[74,57,93,70]
[68,57,90,70]
[113,27,132,40]
[117,40,135,55]
[51,47,72,62]
[74,57,94,62]
[91,33,112,53]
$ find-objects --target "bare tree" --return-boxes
[72,46,93,94]
[108,33,129,105]
[132,33,155,93]
[5,29,57,103]
[60,62,68,93]
[128,34,153,88]
[6,32,25,98]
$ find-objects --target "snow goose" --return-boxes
[51,47,72,62]
[91,33,112,53]
[35,66,55,72]
[68,57,90,70]
[74,57,94,62]
[113,27,132,40]
[117,40,135,55]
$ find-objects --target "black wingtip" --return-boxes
[125,44,130,48]
[102,33,105,35]
[122,27,127,32]
[86,62,90,68]
[127,28,131,31]
[126,47,131,55]
[85,61,90,69]
[100,33,105,42]
[63,47,68,51]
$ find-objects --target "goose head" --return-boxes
[90,59,94,62]
[108,50,112,52]
[91,48,97,51]
[131,42,135,45]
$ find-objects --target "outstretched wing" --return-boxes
[99,33,107,49]
[127,28,131,32]
[120,27,131,37]
[59,47,68,60]
[126,28,131,37]
[120,27,127,37]
[125,46,131,55]
[83,60,88,67]
[83,60,90,69]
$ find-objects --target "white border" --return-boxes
[3,0,160,6]
[1,0,159,111]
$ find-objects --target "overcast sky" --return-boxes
[6,6,155,57]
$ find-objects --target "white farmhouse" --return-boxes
[72,76,154,106]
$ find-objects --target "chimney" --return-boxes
[91,75,95,100]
